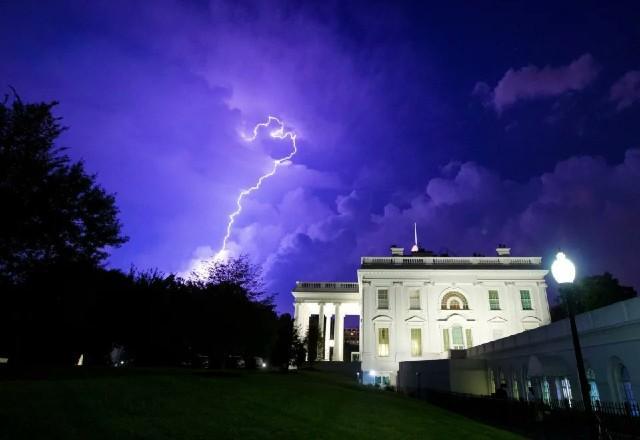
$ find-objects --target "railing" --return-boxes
[408,388,640,438]
[361,256,542,267]
[295,281,359,292]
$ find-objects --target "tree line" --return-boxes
[0,94,305,369]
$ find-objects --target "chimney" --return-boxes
[390,245,404,256]
[496,244,511,256]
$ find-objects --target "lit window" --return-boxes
[441,292,469,310]
[465,328,473,348]
[410,328,422,356]
[619,364,639,415]
[377,327,389,356]
[559,377,573,406]
[451,326,464,349]
[488,290,500,310]
[442,328,450,351]
[512,375,520,400]
[409,289,420,310]
[520,290,533,310]
[586,368,600,404]
[377,289,389,309]
[542,378,551,404]
[489,369,496,394]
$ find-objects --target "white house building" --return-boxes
[293,242,551,386]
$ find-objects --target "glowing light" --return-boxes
[369,370,376,377]
[551,251,576,284]
[190,116,298,279]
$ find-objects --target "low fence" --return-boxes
[414,388,640,439]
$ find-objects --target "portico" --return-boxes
[292,282,360,361]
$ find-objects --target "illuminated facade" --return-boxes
[292,245,551,385]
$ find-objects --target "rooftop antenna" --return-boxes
[411,222,419,253]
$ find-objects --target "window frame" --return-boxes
[488,290,501,310]
[377,327,390,357]
[520,290,533,310]
[377,288,389,310]
[410,327,422,357]
[408,289,421,310]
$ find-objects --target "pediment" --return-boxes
[405,315,426,323]
[521,316,542,323]
[371,314,393,322]
[437,313,475,322]
[487,316,508,323]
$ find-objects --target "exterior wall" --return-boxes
[464,297,640,403]
[398,298,640,405]
[398,358,489,395]
[358,267,550,385]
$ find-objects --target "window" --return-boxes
[520,290,533,310]
[619,364,638,414]
[441,292,469,310]
[442,328,450,351]
[586,368,600,404]
[512,374,520,400]
[489,369,496,394]
[377,327,389,356]
[465,328,473,348]
[488,290,500,310]
[451,326,464,349]
[542,378,551,404]
[559,377,573,406]
[409,289,420,310]
[377,289,389,309]
[492,329,504,340]
[410,328,422,356]
[374,375,391,387]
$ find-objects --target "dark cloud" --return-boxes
[477,54,599,113]
[610,70,640,111]
[2,1,640,312]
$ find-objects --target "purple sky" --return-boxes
[2,1,640,313]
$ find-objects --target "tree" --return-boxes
[0,94,127,283]
[551,272,637,321]
[305,317,321,364]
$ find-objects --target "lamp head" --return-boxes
[551,251,576,284]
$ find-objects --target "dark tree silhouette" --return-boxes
[305,317,321,364]
[551,272,637,321]
[0,94,127,283]
[271,314,306,371]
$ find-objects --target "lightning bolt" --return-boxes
[190,116,297,279]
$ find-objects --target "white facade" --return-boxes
[293,246,551,385]
[397,297,640,406]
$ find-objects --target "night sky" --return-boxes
[2,1,640,313]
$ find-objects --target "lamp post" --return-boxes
[551,252,592,418]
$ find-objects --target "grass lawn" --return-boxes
[0,368,521,439]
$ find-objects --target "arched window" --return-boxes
[619,364,638,414]
[586,368,600,404]
[441,292,469,310]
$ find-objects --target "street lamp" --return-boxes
[551,252,592,418]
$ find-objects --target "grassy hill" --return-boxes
[0,368,521,439]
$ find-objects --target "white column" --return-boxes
[334,303,344,361]
[300,303,310,339]
[293,302,300,332]
[361,281,371,360]
[318,302,326,360]
[324,311,332,361]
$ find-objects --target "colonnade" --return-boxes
[294,301,346,361]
